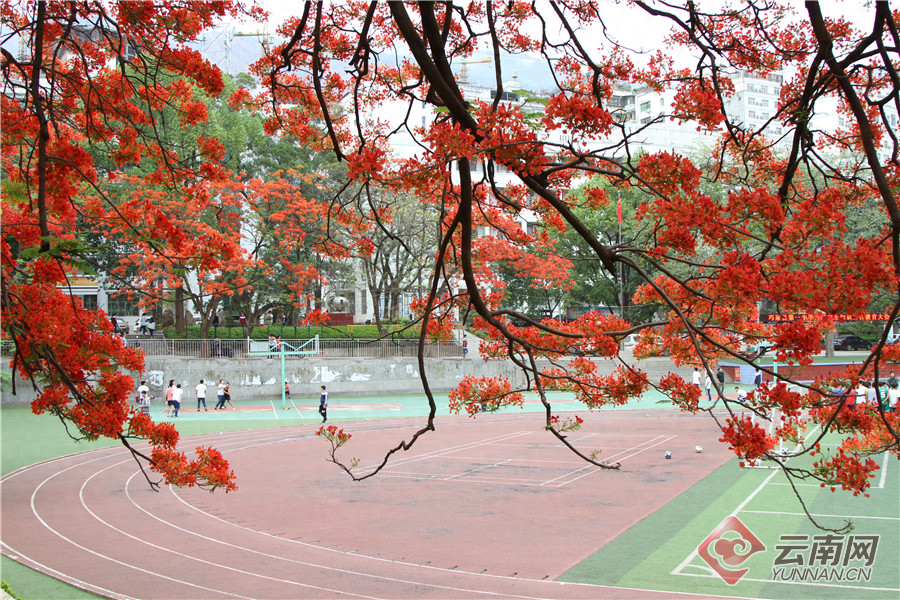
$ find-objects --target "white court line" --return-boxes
[445,459,512,480]
[377,473,608,487]
[671,469,781,577]
[563,435,678,487]
[541,435,677,488]
[269,399,279,419]
[878,451,889,488]
[741,510,899,521]
[360,431,533,475]
[604,435,676,463]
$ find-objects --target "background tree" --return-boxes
[356,189,440,333]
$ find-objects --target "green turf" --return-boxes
[559,437,899,599]
[1,556,98,600]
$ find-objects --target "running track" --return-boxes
[2,412,740,599]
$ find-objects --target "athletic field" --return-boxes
[1,389,897,599]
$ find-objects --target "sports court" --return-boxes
[1,390,898,599]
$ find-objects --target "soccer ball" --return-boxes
[664,451,672,459]
[695,445,703,453]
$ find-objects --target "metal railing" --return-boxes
[2,337,465,359]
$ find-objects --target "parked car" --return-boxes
[622,334,638,351]
[834,335,873,351]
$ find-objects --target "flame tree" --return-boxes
[3,1,900,527]
[0,1,266,491]
[244,1,899,528]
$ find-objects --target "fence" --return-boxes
[0,338,464,360]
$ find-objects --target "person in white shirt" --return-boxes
[196,379,208,411]
[887,384,900,411]
[215,380,226,410]
[171,384,183,417]
[692,367,702,387]
[136,380,150,406]
[866,383,878,407]
[705,372,713,402]
[855,381,868,407]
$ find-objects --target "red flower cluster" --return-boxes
[719,415,776,463]
[449,376,525,417]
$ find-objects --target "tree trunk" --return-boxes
[175,286,185,336]
[824,330,836,358]
[371,289,384,335]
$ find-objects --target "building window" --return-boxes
[640,101,651,112]
[108,295,139,316]
[80,294,98,311]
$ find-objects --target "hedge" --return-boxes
[161,324,423,340]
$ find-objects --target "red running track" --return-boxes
[1,411,738,599]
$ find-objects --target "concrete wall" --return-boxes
[2,356,694,405]
[137,356,528,400]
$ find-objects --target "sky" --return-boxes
[205,0,874,91]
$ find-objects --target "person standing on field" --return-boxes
[215,379,226,409]
[196,379,208,411]
[223,381,234,409]
[163,379,175,415]
[137,380,150,406]
[171,384,183,417]
[319,385,328,423]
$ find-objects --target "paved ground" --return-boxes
[1,411,738,599]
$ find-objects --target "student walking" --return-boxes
[136,380,150,406]
[319,385,328,423]
[215,380,226,409]
[196,379,208,411]
[171,384,183,417]
[163,379,175,415]
[223,381,234,409]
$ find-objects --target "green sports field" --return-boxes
[2,389,897,599]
